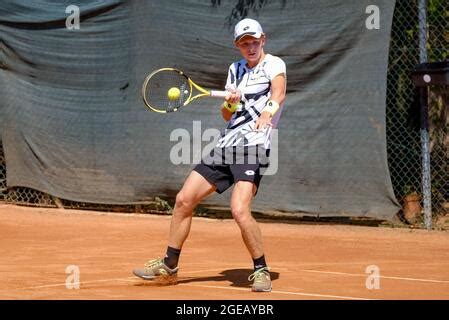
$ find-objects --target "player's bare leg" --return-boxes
[168,170,216,249]
[133,170,215,283]
[230,181,264,258]
[231,180,271,292]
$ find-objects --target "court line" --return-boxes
[6,268,245,291]
[12,278,373,300]
[10,277,138,291]
[177,283,375,300]
[8,266,449,294]
[299,269,449,284]
[7,277,373,300]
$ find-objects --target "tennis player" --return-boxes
[133,18,286,292]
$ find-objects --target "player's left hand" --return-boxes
[254,111,273,131]
[221,106,234,122]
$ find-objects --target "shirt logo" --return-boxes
[245,170,255,176]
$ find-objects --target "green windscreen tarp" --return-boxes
[0,0,400,219]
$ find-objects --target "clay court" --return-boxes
[1,204,448,300]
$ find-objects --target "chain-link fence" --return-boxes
[0,142,6,202]
[0,0,447,226]
[387,0,448,226]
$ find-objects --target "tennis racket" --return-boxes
[142,68,229,113]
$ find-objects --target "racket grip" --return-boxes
[209,90,228,98]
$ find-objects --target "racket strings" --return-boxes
[145,70,190,112]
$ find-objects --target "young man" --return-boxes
[133,18,286,292]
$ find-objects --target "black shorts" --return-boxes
[193,161,263,194]
[193,146,269,195]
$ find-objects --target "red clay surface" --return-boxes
[1,203,448,300]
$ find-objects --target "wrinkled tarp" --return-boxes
[0,0,400,219]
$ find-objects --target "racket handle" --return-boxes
[209,90,228,98]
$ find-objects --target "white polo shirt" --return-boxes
[216,53,286,149]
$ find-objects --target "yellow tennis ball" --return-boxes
[167,87,181,100]
[223,102,238,113]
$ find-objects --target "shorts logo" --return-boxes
[245,170,255,176]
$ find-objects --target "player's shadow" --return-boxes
[177,268,280,289]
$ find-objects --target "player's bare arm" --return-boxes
[255,73,286,130]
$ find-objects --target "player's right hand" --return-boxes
[225,89,241,104]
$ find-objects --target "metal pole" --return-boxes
[418,0,432,229]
